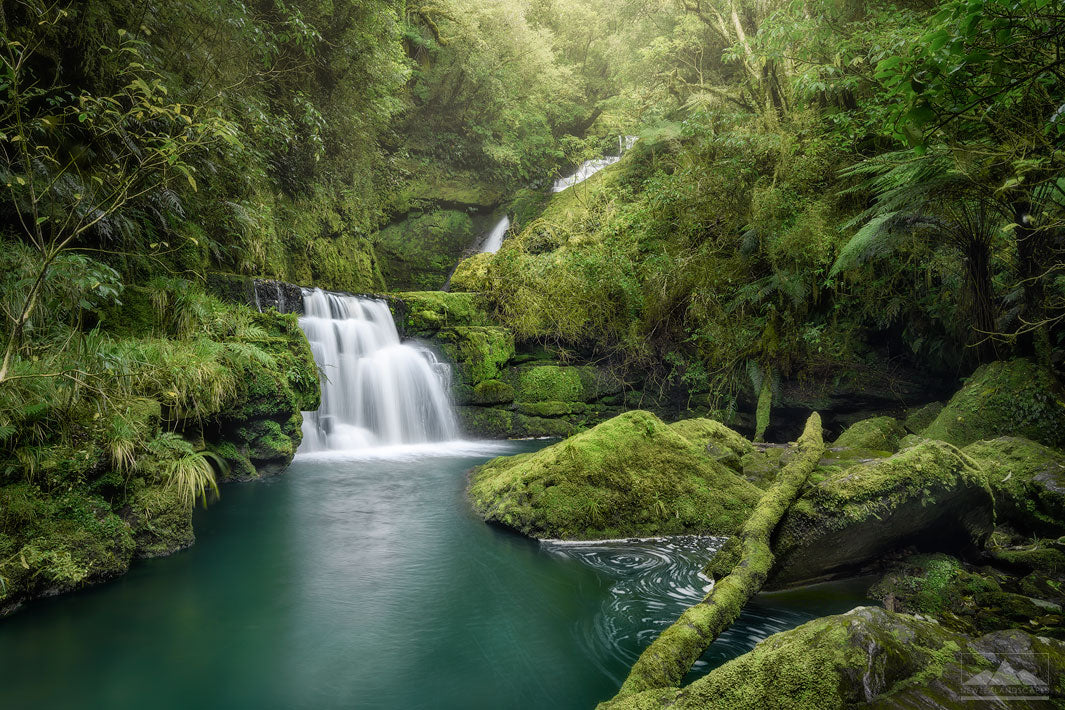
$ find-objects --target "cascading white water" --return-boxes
[552,135,639,193]
[298,288,459,452]
[479,215,510,254]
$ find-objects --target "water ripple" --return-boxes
[542,536,725,681]
[543,537,874,685]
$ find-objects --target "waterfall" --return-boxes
[552,135,639,193]
[298,288,459,452]
[479,215,510,254]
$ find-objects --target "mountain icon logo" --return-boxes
[964,661,1045,688]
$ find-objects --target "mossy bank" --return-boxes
[0,286,318,615]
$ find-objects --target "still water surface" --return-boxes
[0,441,871,709]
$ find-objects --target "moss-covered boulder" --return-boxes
[448,251,493,293]
[602,606,1065,709]
[924,359,1065,448]
[770,440,994,587]
[904,401,944,434]
[832,416,907,453]
[962,437,1065,536]
[468,410,761,540]
[470,379,515,405]
[436,326,515,386]
[669,418,754,473]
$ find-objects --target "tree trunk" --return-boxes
[604,413,824,703]
[965,238,997,364]
[1012,199,1046,359]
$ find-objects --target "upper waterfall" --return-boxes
[479,215,510,254]
[552,135,638,193]
[298,288,459,452]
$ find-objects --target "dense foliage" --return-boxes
[0,0,1063,609]
[456,0,1065,414]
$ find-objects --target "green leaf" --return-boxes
[927,30,950,52]
[906,104,935,126]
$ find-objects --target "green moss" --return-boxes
[923,359,1065,448]
[375,210,477,291]
[471,380,515,405]
[391,291,493,335]
[771,440,995,586]
[870,553,1064,638]
[833,416,907,453]
[515,401,583,417]
[238,419,296,461]
[209,440,258,481]
[512,365,584,403]
[616,415,823,698]
[740,447,786,488]
[670,418,753,473]
[512,414,578,438]
[0,487,135,611]
[602,608,971,710]
[458,406,516,438]
[124,479,195,558]
[988,537,1065,576]
[456,406,577,438]
[754,376,772,443]
[437,326,515,386]
[904,401,944,434]
[449,252,494,293]
[391,158,505,209]
[963,437,1065,536]
[468,410,761,540]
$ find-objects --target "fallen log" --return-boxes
[606,412,824,702]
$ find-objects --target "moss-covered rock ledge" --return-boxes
[0,293,318,616]
[388,291,629,439]
[468,410,761,539]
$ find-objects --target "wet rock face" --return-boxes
[253,279,305,315]
[769,440,995,588]
[603,607,1065,710]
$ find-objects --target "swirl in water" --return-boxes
[543,536,872,684]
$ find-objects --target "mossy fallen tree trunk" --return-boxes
[606,413,824,703]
